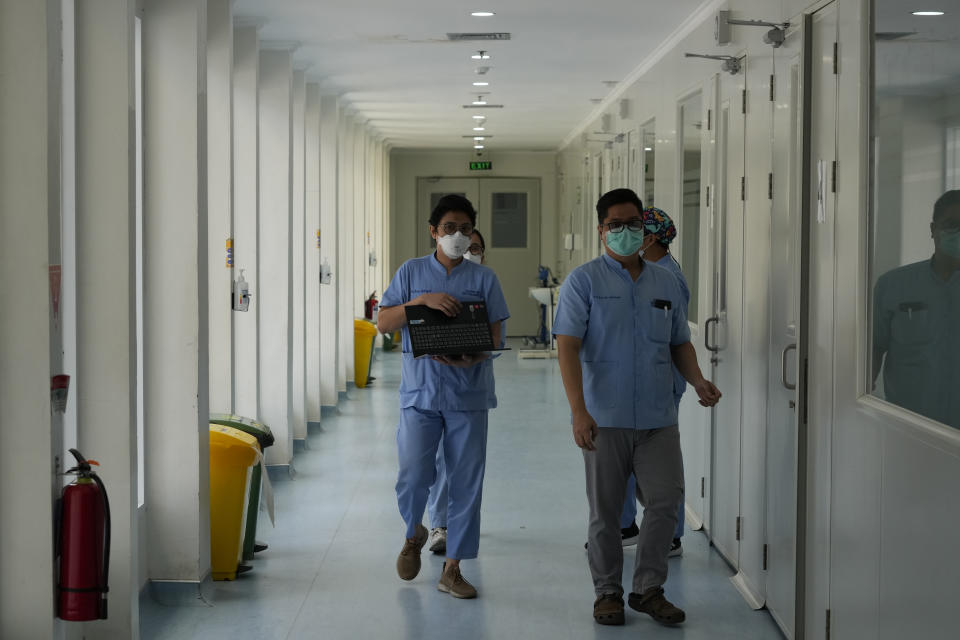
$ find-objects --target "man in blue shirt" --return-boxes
[554,189,720,626]
[378,195,510,599]
[872,190,960,429]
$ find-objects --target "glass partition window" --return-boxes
[490,192,528,248]
[679,93,703,322]
[869,3,960,430]
[642,121,656,207]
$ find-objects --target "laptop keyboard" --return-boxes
[416,324,490,351]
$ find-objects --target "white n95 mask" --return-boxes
[438,231,471,259]
[463,251,483,264]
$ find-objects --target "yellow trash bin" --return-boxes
[354,318,379,388]
[209,425,259,580]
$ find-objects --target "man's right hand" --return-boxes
[417,293,461,317]
[572,410,599,451]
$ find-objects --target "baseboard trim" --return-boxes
[147,571,214,607]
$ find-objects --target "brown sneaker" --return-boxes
[437,562,477,599]
[396,524,428,580]
[593,593,625,625]
[628,587,686,625]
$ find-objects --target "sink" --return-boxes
[528,287,556,306]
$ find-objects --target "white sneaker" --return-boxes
[668,538,683,558]
[428,527,447,554]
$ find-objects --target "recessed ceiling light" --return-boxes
[471,51,491,60]
[473,100,488,105]
[474,144,485,149]
[474,136,486,141]
[473,81,489,86]
[911,11,944,16]
[473,126,486,131]
[472,115,485,120]
[471,11,495,17]
[644,147,653,151]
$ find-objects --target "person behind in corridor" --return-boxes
[553,188,721,626]
[872,189,960,429]
[427,229,489,554]
[377,196,509,599]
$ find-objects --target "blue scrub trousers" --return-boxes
[621,399,685,539]
[396,407,488,559]
[427,442,448,528]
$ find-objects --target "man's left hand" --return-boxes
[432,353,489,368]
[693,379,722,407]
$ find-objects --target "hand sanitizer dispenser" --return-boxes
[232,269,251,311]
[320,258,332,285]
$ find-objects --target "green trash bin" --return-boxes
[209,414,274,561]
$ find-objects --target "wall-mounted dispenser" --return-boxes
[320,258,332,285]
[232,269,251,311]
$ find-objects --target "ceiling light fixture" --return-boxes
[644,147,653,151]
[474,144,485,149]
[471,50,491,60]
[473,126,486,131]
[472,115,485,120]
[471,11,495,17]
[474,136,486,140]
[473,81,489,86]
[911,10,944,15]
[472,95,488,105]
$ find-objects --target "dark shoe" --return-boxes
[437,562,477,599]
[584,522,641,551]
[236,563,253,575]
[254,541,268,553]
[628,587,686,625]
[396,524,429,580]
[593,593,625,625]
[621,521,640,547]
[668,538,682,558]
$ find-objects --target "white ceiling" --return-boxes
[875,1,960,96]
[231,0,707,151]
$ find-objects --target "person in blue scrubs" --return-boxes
[617,207,690,557]
[426,229,488,554]
[378,196,509,599]
[554,188,720,626]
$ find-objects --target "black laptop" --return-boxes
[405,300,508,359]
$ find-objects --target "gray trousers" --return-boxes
[583,425,683,596]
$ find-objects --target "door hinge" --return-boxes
[740,176,746,201]
[826,609,832,640]
[762,544,768,570]
[705,185,711,208]
[700,476,705,498]
[768,172,774,200]
[831,160,837,193]
[741,89,747,114]
[707,109,712,131]
[769,74,775,101]
[735,516,742,541]
[833,42,839,74]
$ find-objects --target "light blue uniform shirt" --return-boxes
[655,253,691,405]
[553,254,691,430]
[381,253,510,412]
[873,258,960,429]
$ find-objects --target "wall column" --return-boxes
[338,114,356,387]
[74,0,139,635]
[291,70,307,443]
[258,47,294,466]
[305,85,323,421]
[319,94,341,403]
[142,0,210,585]
[0,1,63,636]
[206,0,233,413]
[231,24,259,419]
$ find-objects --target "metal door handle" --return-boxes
[781,343,797,390]
[705,316,720,352]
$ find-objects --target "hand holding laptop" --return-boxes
[417,292,462,317]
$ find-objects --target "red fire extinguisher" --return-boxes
[364,291,379,321]
[57,448,111,621]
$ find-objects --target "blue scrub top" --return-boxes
[553,254,691,430]
[873,258,960,429]
[381,253,510,411]
[655,253,691,405]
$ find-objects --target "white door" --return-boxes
[707,59,747,569]
[764,19,807,639]
[477,178,542,337]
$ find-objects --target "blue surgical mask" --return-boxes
[605,229,646,257]
[939,230,960,259]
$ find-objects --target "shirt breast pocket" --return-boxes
[890,304,932,347]
[647,301,673,344]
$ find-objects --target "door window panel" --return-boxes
[642,120,656,207]
[868,2,960,430]
[490,192,528,248]
[679,92,703,322]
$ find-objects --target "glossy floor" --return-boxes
[141,343,784,639]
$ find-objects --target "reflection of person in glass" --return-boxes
[873,190,960,429]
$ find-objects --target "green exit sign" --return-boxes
[470,161,493,171]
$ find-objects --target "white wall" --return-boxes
[290,70,307,441]
[389,150,559,274]
[304,84,323,421]
[319,94,341,403]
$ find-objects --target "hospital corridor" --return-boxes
[1,0,958,639]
